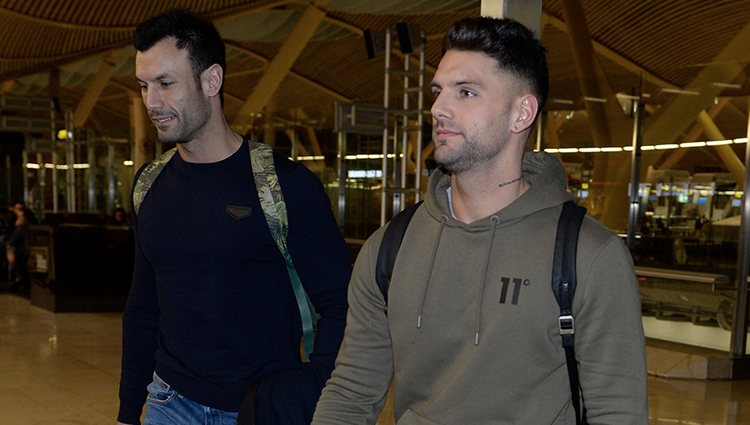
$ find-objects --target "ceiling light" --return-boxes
[680,141,706,148]
[712,82,741,89]
[661,88,700,96]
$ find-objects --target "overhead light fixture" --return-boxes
[661,88,700,96]
[712,82,742,89]
[707,139,732,146]
[680,141,706,148]
[583,96,607,103]
[615,93,640,100]
[655,144,680,150]
[551,98,574,105]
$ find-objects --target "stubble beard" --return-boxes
[435,132,504,174]
[154,91,212,145]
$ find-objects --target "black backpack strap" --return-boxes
[551,200,588,425]
[375,201,423,308]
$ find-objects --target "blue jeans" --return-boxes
[144,372,239,425]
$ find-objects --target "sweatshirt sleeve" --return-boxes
[117,228,159,425]
[252,163,353,424]
[575,230,649,424]
[311,228,393,425]
[117,167,159,425]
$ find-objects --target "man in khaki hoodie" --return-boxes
[312,16,648,425]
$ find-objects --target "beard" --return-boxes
[434,125,507,173]
[152,91,212,145]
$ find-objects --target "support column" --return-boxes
[627,102,644,251]
[730,96,750,373]
[64,109,75,213]
[337,131,346,230]
[131,94,153,171]
[480,0,542,36]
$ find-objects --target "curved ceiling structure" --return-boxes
[0,0,747,170]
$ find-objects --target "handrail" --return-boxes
[635,266,730,290]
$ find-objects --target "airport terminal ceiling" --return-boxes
[4,0,750,366]
[0,0,749,177]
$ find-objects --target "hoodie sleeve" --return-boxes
[311,227,394,425]
[574,226,649,424]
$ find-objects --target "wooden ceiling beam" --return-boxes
[659,98,730,170]
[643,19,750,146]
[225,41,349,104]
[73,48,122,128]
[231,1,331,132]
[696,110,745,187]
[561,0,616,146]
[542,11,675,90]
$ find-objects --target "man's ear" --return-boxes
[511,94,539,134]
[201,64,223,97]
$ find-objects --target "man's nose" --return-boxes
[143,89,162,110]
[430,92,451,120]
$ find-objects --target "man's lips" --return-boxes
[435,128,460,138]
[151,115,174,126]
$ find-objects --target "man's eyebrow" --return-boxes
[431,78,484,90]
[137,72,173,83]
[454,79,482,87]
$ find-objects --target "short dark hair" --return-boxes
[133,8,226,105]
[444,17,548,114]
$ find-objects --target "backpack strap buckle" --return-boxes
[559,314,575,336]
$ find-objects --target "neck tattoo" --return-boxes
[498,175,524,188]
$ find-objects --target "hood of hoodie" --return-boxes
[424,151,572,228]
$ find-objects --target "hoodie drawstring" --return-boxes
[473,215,499,345]
[416,214,449,329]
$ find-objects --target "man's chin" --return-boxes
[156,130,178,144]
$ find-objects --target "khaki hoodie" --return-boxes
[313,152,648,425]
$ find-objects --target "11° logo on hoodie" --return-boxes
[498,277,531,305]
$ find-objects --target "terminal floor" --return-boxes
[2,292,750,425]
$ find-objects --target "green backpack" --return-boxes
[132,141,317,362]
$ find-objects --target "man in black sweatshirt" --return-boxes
[117,8,350,425]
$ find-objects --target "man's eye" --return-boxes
[460,89,475,97]
[160,81,174,88]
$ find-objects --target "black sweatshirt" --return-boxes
[117,140,351,424]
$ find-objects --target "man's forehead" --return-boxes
[135,38,188,77]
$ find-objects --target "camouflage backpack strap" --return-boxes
[249,141,316,363]
[132,148,178,216]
